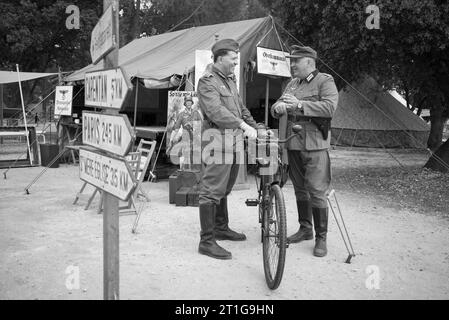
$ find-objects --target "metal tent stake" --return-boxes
[327,189,356,263]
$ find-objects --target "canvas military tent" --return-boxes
[64,16,288,127]
[331,76,430,148]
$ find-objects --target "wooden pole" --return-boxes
[103,0,120,300]
[16,64,33,165]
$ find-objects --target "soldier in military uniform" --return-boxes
[173,95,202,132]
[169,95,202,168]
[167,95,203,164]
[271,45,339,257]
[197,38,259,260]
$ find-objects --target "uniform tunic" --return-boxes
[197,65,258,205]
[271,70,339,207]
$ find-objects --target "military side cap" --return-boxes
[211,39,239,55]
[287,45,317,59]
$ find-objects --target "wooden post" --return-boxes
[103,0,120,300]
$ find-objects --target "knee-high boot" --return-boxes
[312,207,328,257]
[198,203,232,259]
[287,200,313,243]
[214,197,246,241]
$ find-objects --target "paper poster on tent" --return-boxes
[194,50,240,92]
[256,47,291,78]
[54,85,73,117]
[166,90,202,151]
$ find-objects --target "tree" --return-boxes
[134,0,267,37]
[263,0,449,170]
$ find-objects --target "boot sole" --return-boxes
[215,236,247,241]
[313,251,327,257]
[198,248,232,260]
[287,235,313,244]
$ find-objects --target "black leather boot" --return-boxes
[287,200,313,243]
[198,203,232,259]
[312,207,328,257]
[214,197,246,241]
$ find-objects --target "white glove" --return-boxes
[273,102,287,115]
[240,122,257,140]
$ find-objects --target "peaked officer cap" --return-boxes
[287,45,317,59]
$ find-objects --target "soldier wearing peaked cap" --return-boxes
[271,45,339,257]
[196,38,261,260]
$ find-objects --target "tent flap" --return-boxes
[0,71,58,84]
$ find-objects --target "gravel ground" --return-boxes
[0,148,448,300]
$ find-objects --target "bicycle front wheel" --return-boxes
[262,184,287,290]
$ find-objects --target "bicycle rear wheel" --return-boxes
[262,184,287,290]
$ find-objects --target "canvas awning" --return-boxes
[0,71,58,84]
[64,17,283,85]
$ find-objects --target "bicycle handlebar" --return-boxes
[256,124,302,145]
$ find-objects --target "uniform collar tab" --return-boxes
[305,70,319,83]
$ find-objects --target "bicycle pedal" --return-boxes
[245,199,259,207]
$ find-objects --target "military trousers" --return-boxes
[199,152,240,205]
[287,149,331,208]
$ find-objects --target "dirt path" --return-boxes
[0,149,448,299]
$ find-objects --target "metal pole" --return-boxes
[133,79,138,135]
[265,77,270,127]
[1,84,4,144]
[16,64,33,165]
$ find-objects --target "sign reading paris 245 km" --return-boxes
[82,111,135,157]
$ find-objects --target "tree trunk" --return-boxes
[129,0,140,41]
[424,138,449,173]
[427,107,446,151]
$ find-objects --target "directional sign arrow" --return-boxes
[84,67,132,110]
[82,111,135,156]
[79,148,136,201]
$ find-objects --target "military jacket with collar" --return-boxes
[173,109,202,131]
[197,65,258,153]
[271,71,339,151]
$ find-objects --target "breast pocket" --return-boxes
[219,88,233,98]
[300,89,320,101]
[219,88,239,115]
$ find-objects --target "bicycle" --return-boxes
[245,125,302,290]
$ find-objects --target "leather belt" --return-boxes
[288,115,313,122]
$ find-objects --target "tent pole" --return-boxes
[133,79,138,132]
[0,84,3,144]
[265,77,270,127]
[16,64,33,165]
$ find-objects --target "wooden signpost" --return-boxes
[83,0,134,300]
